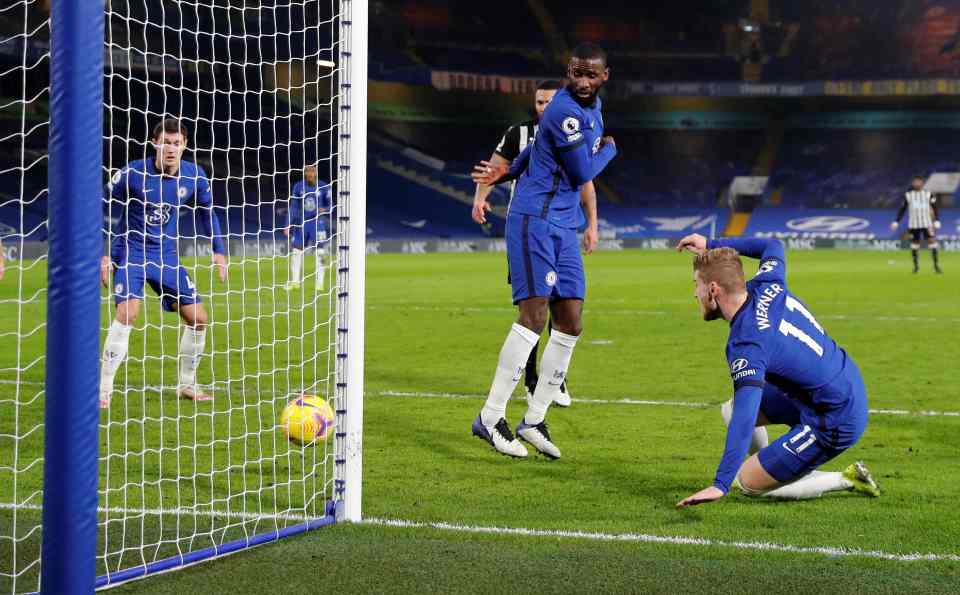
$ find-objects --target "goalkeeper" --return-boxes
[99,119,227,408]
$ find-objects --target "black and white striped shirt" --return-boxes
[903,189,937,229]
[494,119,538,201]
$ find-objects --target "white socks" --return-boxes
[480,323,539,427]
[100,320,133,393]
[524,329,579,425]
[178,326,206,388]
[721,399,769,454]
[290,248,304,283]
[751,471,852,500]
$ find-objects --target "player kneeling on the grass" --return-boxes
[467,43,616,459]
[675,234,880,507]
[99,118,227,408]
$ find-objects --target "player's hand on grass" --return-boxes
[100,255,112,288]
[213,253,228,283]
[472,197,492,225]
[583,225,599,254]
[676,485,725,508]
[471,160,508,186]
[889,221,899,231]
[676,233,708,255]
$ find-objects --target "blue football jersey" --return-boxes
[105,159,224,262]
[714,238,851,411]
[289,180,330,224]
[508,87,615,229]
[708,238,864,492]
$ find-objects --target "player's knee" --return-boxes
[115,301,140,325]
[720,399,733,427]
[911,243,920,250]
[552,320,582,336]
[184,306,209,329]
[735,471,767,497]
[518,311,547,334]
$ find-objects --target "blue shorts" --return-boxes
[757,371,869,483]
[506,213,584,305]
[113,258,201,313]
[291,220,328,250]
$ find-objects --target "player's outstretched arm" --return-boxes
[678,383,763,508]
[891,198,907,230]
[932,198,941,230]
[472,152,509,224]
[195,175,228,282]
[471,143,532,187]
[707,237,785,262]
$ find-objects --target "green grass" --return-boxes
[2,249,960,593]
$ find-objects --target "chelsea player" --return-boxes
[675,234,880,507]
[468,43,617,459]
[283,165,331,290]
[99,119,227,408]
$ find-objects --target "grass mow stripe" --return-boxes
[375,390,960,418]
[363,517,960,563]
[0,502,315,523]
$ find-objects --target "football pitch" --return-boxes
[2,248,959,593]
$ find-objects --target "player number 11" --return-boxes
[778,295,825,357]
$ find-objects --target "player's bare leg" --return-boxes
[517,298,581,459]
[911,241,920,273]
[100,298,141,408]
[736,454,880,500]
[721,399,769,454]
[175,303,213,401]
[473,297,548,458]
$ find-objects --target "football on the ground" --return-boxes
[280,395,335,445]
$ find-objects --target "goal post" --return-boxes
[43,1,104,593]
[0,1,369,593]
[339,0,367,524]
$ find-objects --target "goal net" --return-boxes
[0,0,366,592]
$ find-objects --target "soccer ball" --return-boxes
[280,395,335,445]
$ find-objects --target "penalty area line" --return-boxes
[362,517,960,563]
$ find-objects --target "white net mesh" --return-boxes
[0,0,50,592]
[0,1,347,591]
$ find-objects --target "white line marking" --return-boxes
[362,517,960,563]
[3,381,958,418]
[0,502,315,523]
[374,390,960,418]
[364,305,960,324]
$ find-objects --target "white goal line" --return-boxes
[3,502,955,563]
[0,502,315,523]
[363,517,960,563]
[375,390,960,418]
[1,380,957,418]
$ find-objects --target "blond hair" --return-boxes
[693,247,746,294]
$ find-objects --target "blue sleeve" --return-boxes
[505,144,532,180]
[288,182,303,226]
[542,103,617,187]
[708,238,786,283]
[103,168,128,240]
[713,384,764,493]
[708,238,784,262]
[194,173,225,255]
[320,185,331,213]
